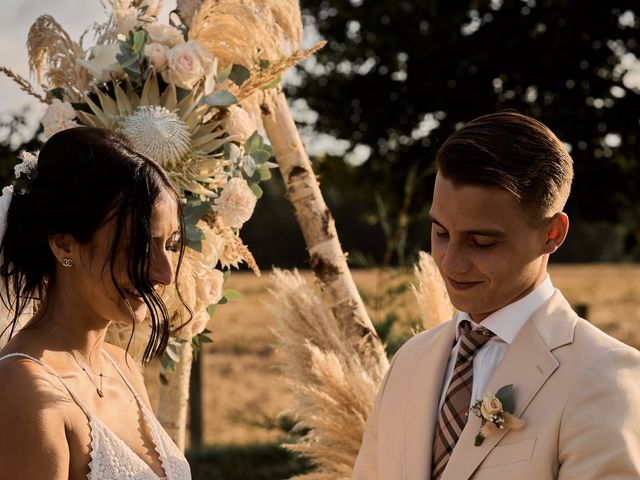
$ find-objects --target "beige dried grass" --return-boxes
[211,216,260,275]
[269,269,386,479]
[27,15,89,100]
[189,0,302,68]
[412,251,455,330]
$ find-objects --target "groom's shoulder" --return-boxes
[392,319,455,360]
[572,317,639,359]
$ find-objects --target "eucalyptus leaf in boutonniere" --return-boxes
[469,384,525,446]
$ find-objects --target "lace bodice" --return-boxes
[0,352,191,480]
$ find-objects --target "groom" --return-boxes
[353,112,640,479]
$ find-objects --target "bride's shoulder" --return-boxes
[0,352,68,416]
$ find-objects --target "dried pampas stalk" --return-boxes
[188,0,302,68]
[0,67,49,104]
[270,269,386,479]
[27,15,88,100]
[230,42,326,103]
[412,251,455,330]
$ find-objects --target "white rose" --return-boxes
[480,394,503,419]
[189,41,218,94]
[41,99,78,139]
[197,268,224,306]
[190,224,224,276]
[215,178,257,228]
[144,22,184,47]
[144,42,169,72]
[76,44,124,82]
[166,42,204,90]
[190,310,210,337]
[223,106,256,143]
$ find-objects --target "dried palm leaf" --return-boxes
[269,269,386,479]
[411,251,455,330]
[27,15,89,100]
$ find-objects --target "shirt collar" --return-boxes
[455,275,555,344]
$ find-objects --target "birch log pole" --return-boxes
[261,87,389,378]
[157,322,194,451]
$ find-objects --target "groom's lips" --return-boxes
[447,277,482,291]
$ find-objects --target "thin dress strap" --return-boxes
[102,351,144,402]
[0,352,91,416]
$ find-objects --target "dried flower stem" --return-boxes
[0,67,49,104]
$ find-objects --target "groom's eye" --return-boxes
[471,238,497,249]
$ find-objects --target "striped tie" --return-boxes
[431,320,495,479]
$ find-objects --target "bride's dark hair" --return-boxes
[0,126,190,362]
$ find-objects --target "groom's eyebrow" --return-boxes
[429,214,506,237]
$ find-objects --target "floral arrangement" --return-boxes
[1,0,321,364]
[469,384,525,446]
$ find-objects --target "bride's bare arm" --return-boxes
[0,359,69,479]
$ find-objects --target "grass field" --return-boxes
[144,264,640,448]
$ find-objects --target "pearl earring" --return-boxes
[62,258,73,268]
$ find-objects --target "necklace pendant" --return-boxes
[97,389,104,398]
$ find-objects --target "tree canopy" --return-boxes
[290,0,640,260]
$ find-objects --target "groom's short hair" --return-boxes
[435,111,574,221]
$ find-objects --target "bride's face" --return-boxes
[72,193,180,325]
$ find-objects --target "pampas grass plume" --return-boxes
[412,251,455,330]
[269,269,386,479]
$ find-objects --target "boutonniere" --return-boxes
[469,384,525,446]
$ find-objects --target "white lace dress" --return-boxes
[0,352,192,480]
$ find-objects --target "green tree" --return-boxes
[290,0,640,260]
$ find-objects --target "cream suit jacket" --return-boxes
[353,290,640,479]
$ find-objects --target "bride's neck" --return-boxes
[32,288,111,369]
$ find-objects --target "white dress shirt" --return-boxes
[437,275,555,411]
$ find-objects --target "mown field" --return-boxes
[144,264,640,449]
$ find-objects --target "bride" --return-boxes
[0,127,192,479]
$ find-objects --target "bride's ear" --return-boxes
[542,212,569,254]
[48,234,76,266]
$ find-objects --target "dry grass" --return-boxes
[142,264,640,447]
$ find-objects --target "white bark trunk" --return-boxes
[261,88,389,377]
[157,329,194,452]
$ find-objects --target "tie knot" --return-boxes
[456,320,495,363]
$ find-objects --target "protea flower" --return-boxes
[122,105,191,167]
[75,72,233,196]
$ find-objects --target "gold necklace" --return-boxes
[48,322,105,398]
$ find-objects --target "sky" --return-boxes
[0,0,176,137]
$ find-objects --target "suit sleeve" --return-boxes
[352,354,398,480]
[558,346,640,479]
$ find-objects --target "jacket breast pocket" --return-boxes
[479,438,537,469]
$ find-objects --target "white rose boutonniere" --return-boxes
[470,384,525,446]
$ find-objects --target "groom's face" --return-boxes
[429,173,550,322]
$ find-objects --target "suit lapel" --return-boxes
[403,320,456,480]
[441,291,576,479]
